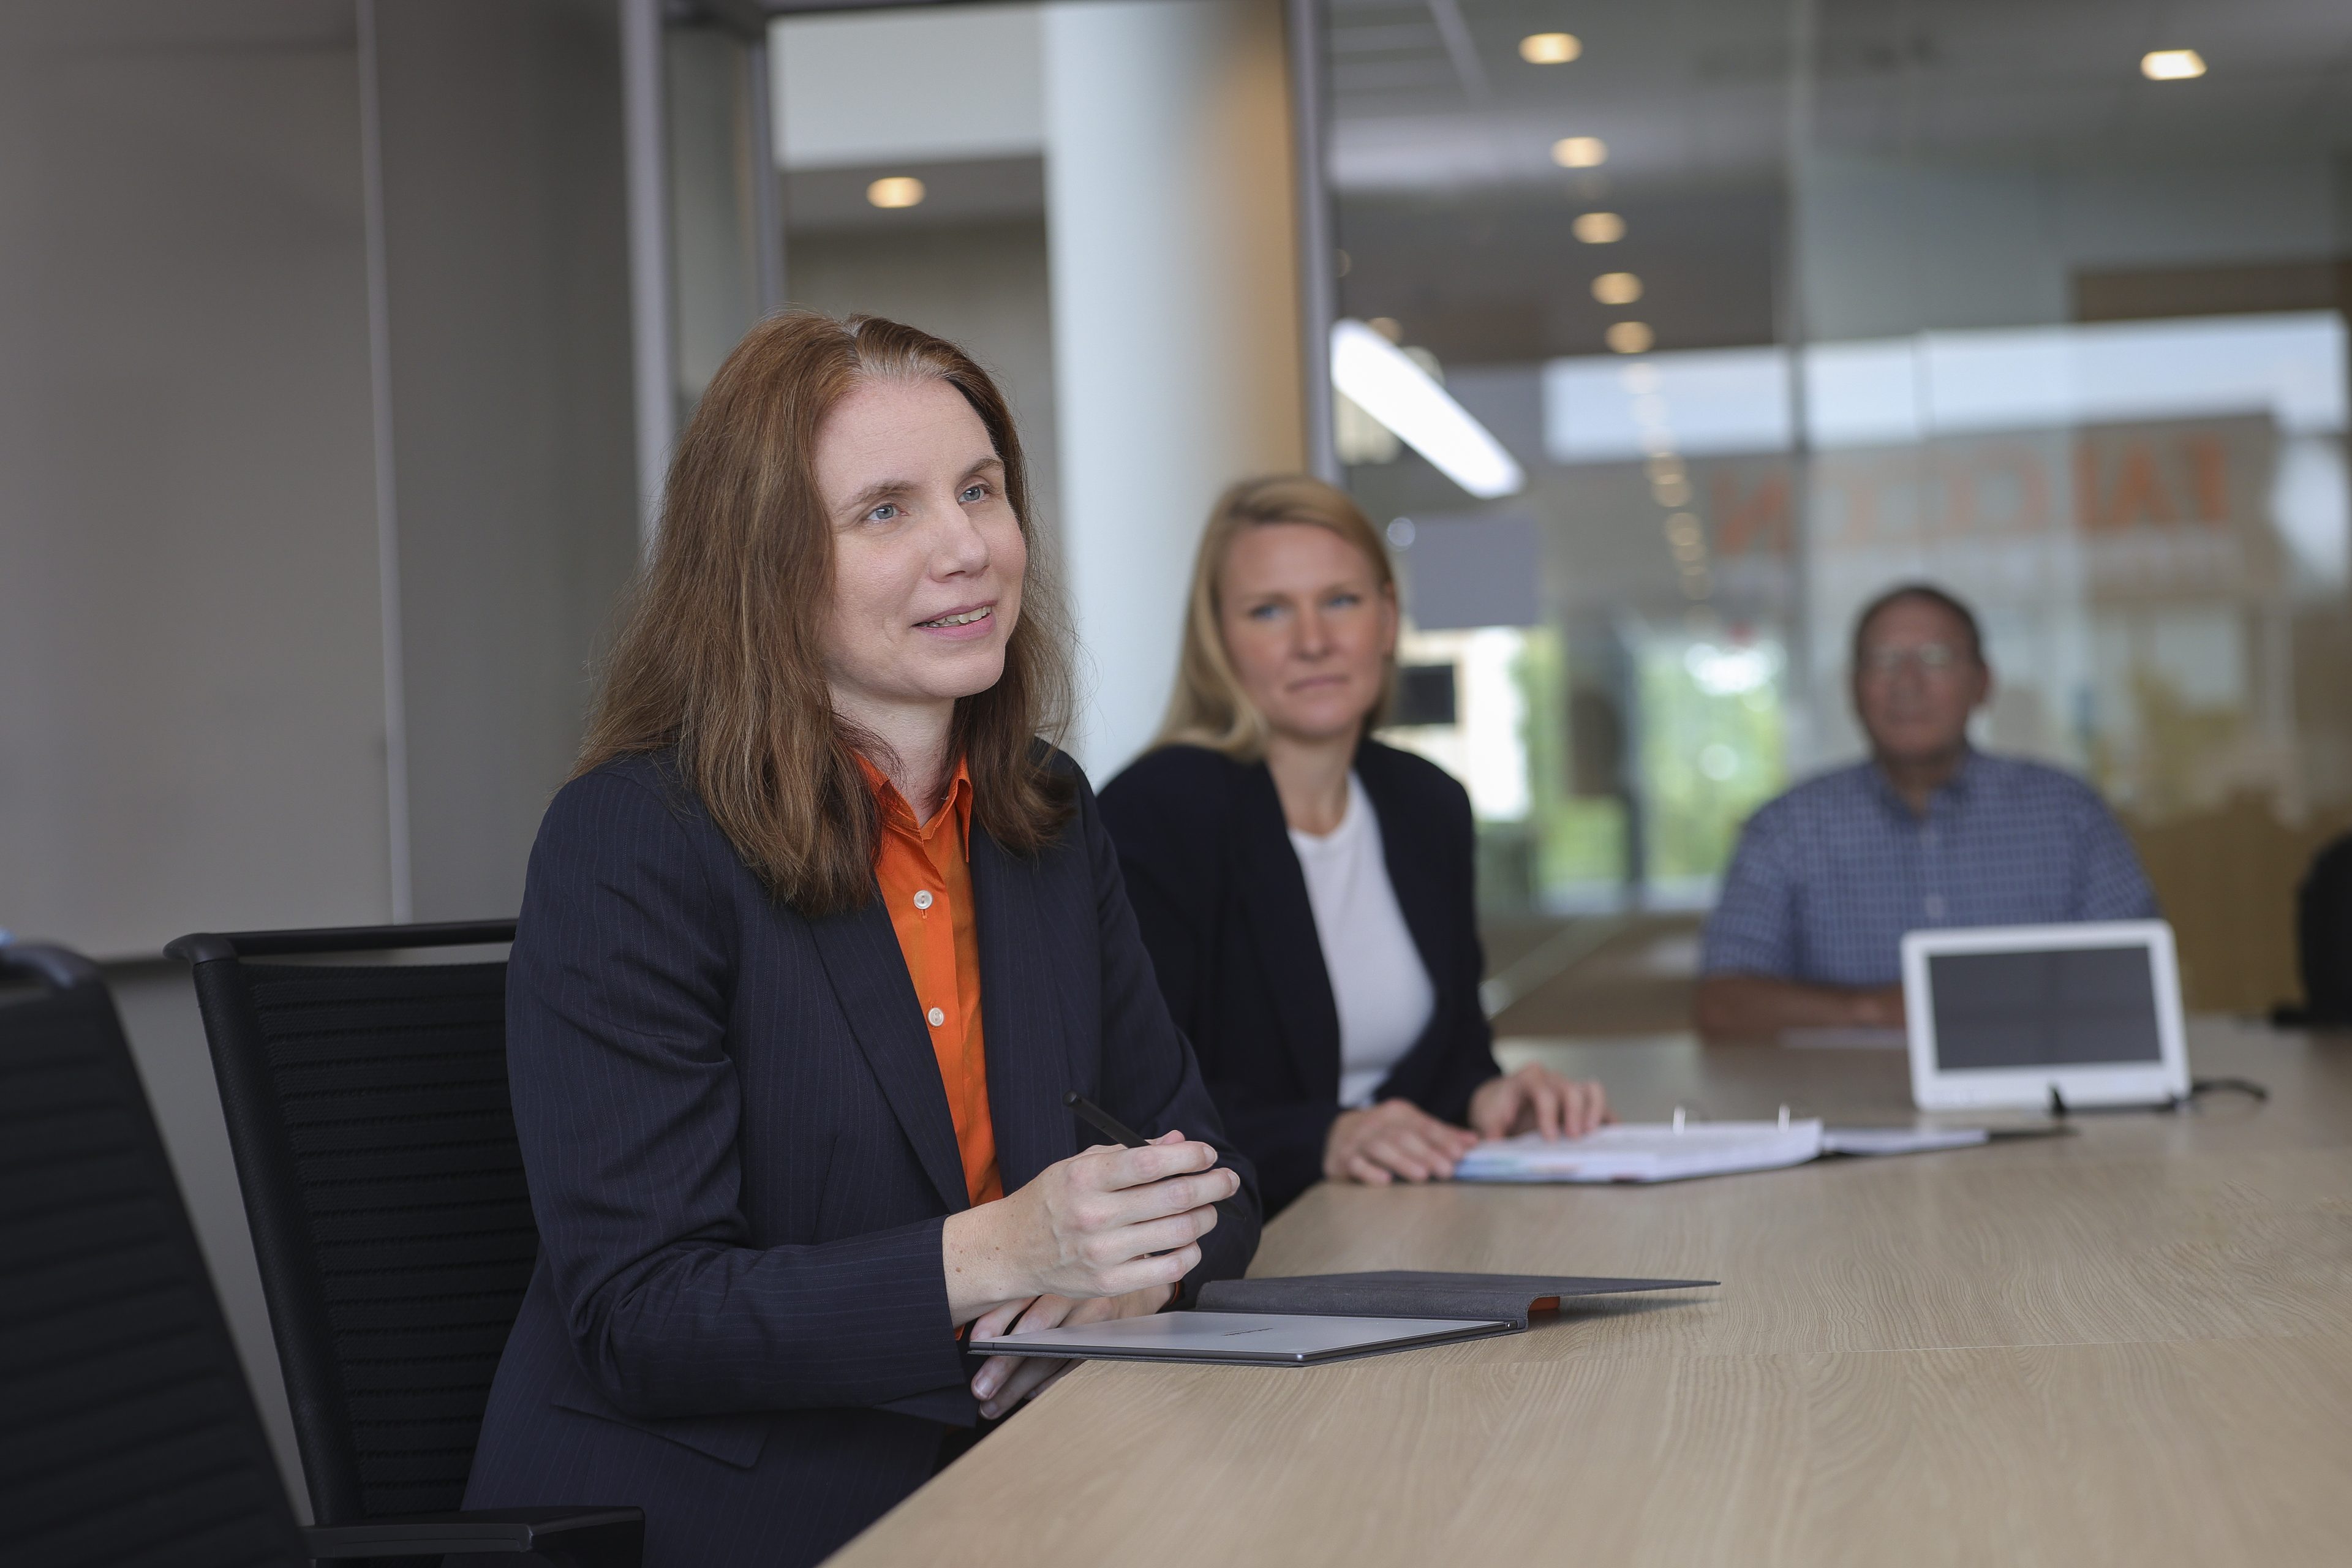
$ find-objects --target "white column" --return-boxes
[1043,0,1306,781]
[619,0,673,541]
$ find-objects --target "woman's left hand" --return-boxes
[1468,1065,1611,1140]
[967,1283,1174,1419]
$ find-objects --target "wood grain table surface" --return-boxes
[829,1022,2352,1567]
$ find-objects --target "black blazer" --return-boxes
[464,750,1260,1568]
[1098,739,1499,1216]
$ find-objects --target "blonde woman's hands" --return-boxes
[1468,1064,1611,1141]
[1322,1098,1480,1184]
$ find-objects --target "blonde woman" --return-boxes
[1099,477,1608,1216]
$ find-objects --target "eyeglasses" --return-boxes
[1858,643,1968,678]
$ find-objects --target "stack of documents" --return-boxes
[1453,1120,1824,1183]
[1819,1126,1989,1155]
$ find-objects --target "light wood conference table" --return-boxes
[830,1020,2352,1566]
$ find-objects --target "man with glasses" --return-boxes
[1694,583,2156,1040]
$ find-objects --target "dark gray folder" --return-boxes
[1193,1270,1717,1330]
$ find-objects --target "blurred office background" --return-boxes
[1323,1,2352,1027]
[5,0,2350,1512]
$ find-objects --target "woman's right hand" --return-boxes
[943,1130,1237,1322]
[1324,1099,1480,1185]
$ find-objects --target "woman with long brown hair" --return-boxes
[1099,477,1608,1216]
[463,312,1258,1566]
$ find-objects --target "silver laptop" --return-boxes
[970,1310,1511,1365]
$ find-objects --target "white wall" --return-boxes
[785,218,1063,540]
[0,1,395,960]
[374,0,640,922]
[1044,0,1308,777]
[774,4,1043,169]
[0,0,639,950]
[1,0,638,1517]
[668,25,765,403]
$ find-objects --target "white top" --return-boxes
[1287,772,1437,1109]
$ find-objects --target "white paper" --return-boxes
[1820,1126,1990,1156]
[1452,1120,1823,1184]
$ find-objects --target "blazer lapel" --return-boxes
[1235,763,1343,1102]
[970,829,1076,1191]
[808,896,970,1213]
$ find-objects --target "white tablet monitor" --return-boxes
[1901,921,2190,1110]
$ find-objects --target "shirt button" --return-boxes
[1924,895,1946,919]
[927,1006,946,1027]
[913,889,934,911]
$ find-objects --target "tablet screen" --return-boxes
[1927,945,2163,1069]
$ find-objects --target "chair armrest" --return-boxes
[303,1507,643,1566]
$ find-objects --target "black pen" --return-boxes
[1064,1090,1151,1148]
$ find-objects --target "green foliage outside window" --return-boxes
[1637,637,1786,883]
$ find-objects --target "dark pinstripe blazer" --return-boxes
[464,749,1261,1568]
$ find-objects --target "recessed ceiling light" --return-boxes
[866,176,926,209]
[1593,271,1643,305]
[1573,211,1626,244]
[1520,32,1581,65]
[1551,136,1607,169]
[1607,321,1654,355]
[2141,49,2206,81]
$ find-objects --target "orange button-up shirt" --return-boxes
[858,754,1002,1208]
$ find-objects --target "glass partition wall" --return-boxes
[1323,0,2352,1010]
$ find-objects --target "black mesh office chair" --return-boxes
[167,921,636,1561]
[0,937,639,1566]
[2293,832,2352,1025]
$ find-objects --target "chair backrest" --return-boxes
[0,941,308,1568]
[2297,833,2352,1023]
[167,920,529,1526]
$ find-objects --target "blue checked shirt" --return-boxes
[1700,750,2158,989]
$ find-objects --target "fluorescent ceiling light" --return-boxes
[1551,136,1607,168]
[1572,211,1625,244]
[2141,49,2206,80]
[1330,320,1525,499]
[866,176,926,209]
[1520,32,1581,64]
